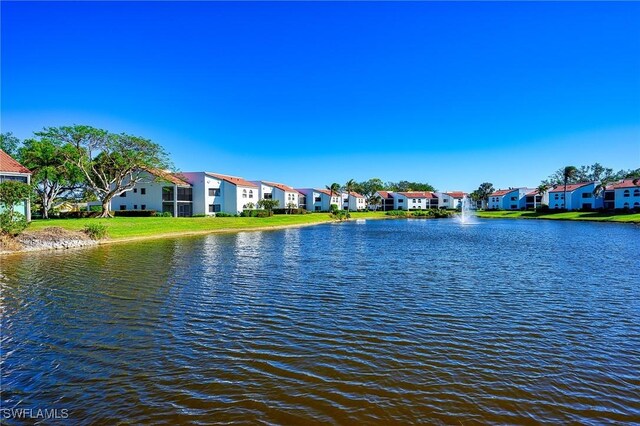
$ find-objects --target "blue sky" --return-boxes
[2,1,639,191]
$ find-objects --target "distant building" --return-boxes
[296,188,341,212]
[0,149,32,221]
[524,189,549,209]
[342,191,366,211]
[436,191,467,209]
[487,188,532,210]
[253,181,300,209]
[113,169,193,216]
[182,172,258,215]
[606,179,640,210]
[548,182,601,210]
[394,191,439,210]
[374,191,395,211]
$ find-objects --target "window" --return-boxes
[249,190,254,199]
[635,202,640,208]
[412,199,416,203]
[634,189,640,197]
[510,196,517,201]
[141,188,146,195]
[209,188,220,197]
[242,189,247,198]
[554,194,559,199]
[624,190,630,197]
[315,197,321,202]
[209,204,221,212]
[133,188,137,193]
[141,204,146,210]
[624,202,629,208]
[120,192,127,197]
[120,205,126,210]
[134,205,138,209]
[582,193,591,198]
[398,199,403,203]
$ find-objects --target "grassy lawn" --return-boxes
[476,210,640,223]
[28,211,389,240]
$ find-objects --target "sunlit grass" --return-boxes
[476,210,640,223]
[28,211,389,239]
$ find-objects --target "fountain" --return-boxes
[457,196,478,225]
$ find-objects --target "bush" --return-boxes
[83,223,109,240]
[241,209,269,217]
[214,212,234,217]
[329,204,339,214]
[385,210,408,217]
[255,211,270,218]
[113,210,157,217]
[535,204,550,213]
[272,208,307,215]
[162,212,173,217]
[0,211,28,236]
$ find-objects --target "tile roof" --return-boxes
[376,191,394,199]
[343,191,364,198]
[398,191,438,199]
[489,188,520,197]
[207,173,258,188]
[316,189,339,197]
[607,179,640,190]
[0,149,31,174]
[445,191,466,199]
[262,181,297,193]
[145,168,191,186]
[548,182,593,193]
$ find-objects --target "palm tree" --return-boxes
[536,183,549,209]
[326,182,341,211]
[344,179,356,212]
[562,166,577,209]
[369,195,382,211]
[593,178,613,210]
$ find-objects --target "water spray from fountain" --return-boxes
[457,196,478,225]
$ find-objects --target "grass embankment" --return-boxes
[476,210,640,223]
[28,211,389,240]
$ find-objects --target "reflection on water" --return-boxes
[1,219,639,424]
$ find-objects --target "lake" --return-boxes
[1,219,639,424]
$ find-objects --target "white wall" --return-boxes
[113,171,168,212]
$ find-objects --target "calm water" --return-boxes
[1,219,639,424]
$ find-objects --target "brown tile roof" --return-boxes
[608,179,640,190]
[398,191,438,199]
[526,189,541,196]
[0,149,31,174]
[207,173,258,188]
[548,182,592,193]
[445,191,466,199]
[489,188,520,197]
[262,181,297,193]
[376,191,394,199]
[316,189,339,197]
[145,168,191,186]
[344,191,364,198]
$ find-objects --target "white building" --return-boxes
[436,191,467,209]
[112,169,193,217]
[548,182,601,210]
[182,172,259,215]
[394,191,439,210]
[607,179,640,210]
[296,188,341,212]
[252,181,300,210]
[374,191,395,211]
[0,149,32,221]
[524,189,549,209]
[342,191,366,211]
[487,188,532,210]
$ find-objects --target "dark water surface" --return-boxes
[2,219,639,424]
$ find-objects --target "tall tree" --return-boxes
[357,178,385,205]
[475,182,494,208]
[36,125,170,218]
[0,132,21,157]
[326,182,341,210]
[18,138,84,219]
[536,183,549,209]
[343,179,356,212]
[386,180,436,192]
[562,166,578,209]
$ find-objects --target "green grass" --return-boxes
[28,211,389,240]
[476,210,640,223]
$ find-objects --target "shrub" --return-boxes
[329,204,339,214]
[162,212,173,217]
[214,212,234,217]
[113,210,157,217]
[83,223,109,240]
[535,204,550,213]
[385,210,408,217]
[0,211,28,236]
[272,208,306,215]
[241,209,269,217]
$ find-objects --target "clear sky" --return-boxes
[2,1,639,191]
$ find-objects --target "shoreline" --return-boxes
[0,216,395,256]
[475,211,640,224]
